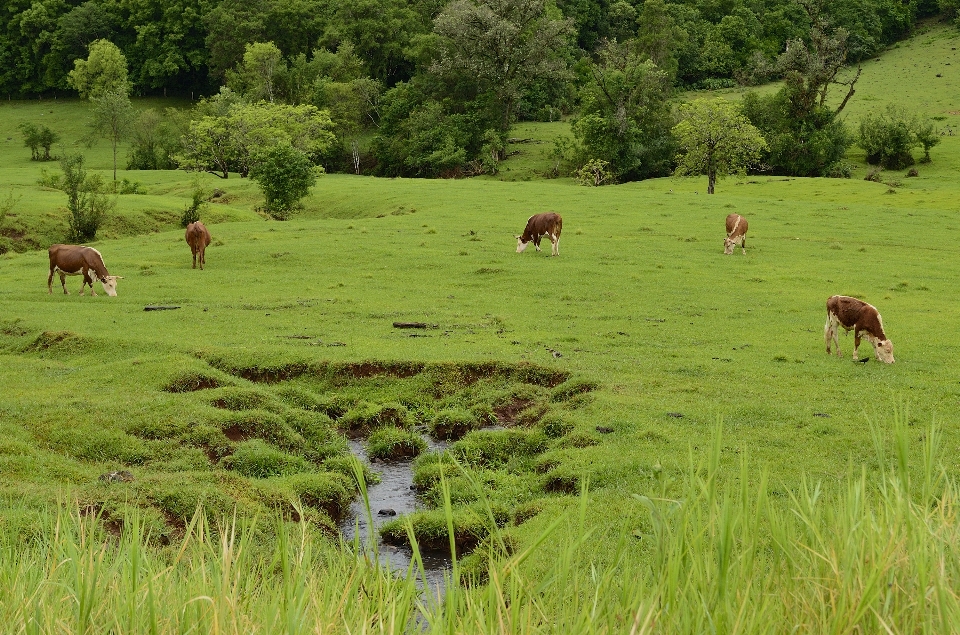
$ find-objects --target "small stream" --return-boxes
[340,437,452,593]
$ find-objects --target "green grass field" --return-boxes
[1,22,960,633]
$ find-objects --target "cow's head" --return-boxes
[875,339,895,364]
[723,237,736,255]
[100,275,123,297]
[516,236,529,253]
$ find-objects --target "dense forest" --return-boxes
[2,0,957,183]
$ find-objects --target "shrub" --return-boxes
[59,153,113,242]
[430,408,480,440]
[225,440,311,478]
[857,106,938,169]
[366,427,426,461]
[18,122,59,161]
[249,142,319,220]
[181,179,207,227]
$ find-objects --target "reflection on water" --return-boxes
[340,437,452,595]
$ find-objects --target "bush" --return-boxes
[249,142,319,220]
[59,153,113,242]
[18,122,59,161]
[366,427,426,461]
[126,108,184,170]
[181,179,207,227]
[857,106,938,169]
[225,440,311,478]
[430,408,479,440]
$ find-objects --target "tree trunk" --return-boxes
[112,137,117,181]
[707,151,715,194]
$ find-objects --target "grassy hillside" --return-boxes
[1,21,960,632]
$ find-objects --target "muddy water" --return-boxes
[340,437,452,593]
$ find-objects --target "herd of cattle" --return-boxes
[45,212,894,364]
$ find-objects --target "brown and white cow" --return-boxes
[48,244,123,296]
[185,221,211,270]
[724,213,748,255]
[824,295,895,363]
[516,212,562,256]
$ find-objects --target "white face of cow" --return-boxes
[100,275,123,297]
[723,238,735,255]
[876,339,895,364]
[516,236,529,253]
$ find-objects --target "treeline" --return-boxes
[4,0,956,182]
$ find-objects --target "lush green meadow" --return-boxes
[1,23,960,633]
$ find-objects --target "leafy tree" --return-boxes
[231,42,284,102]
[59,153,112,242]
[90,90,135,181]
[569,41,674,182]
[858,105,940,169]
[127,108,186,170]
[68,39,130,99]
[635,0,686,81]
[178,101,335,178]
[433,0,574,131]
[250,143,318,219]
[673,98,767,194]
[18,122,60,161]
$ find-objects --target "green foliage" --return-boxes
[127,108,184,170]
[433,0,574,132]
[225,439,311,478]
[450,429,549,470]
[17,122,59,161]
[366,427,426,460]
[58,153,112,242]
[67,39,130,99]
[179,99,335,179]
[673,98,767,194]
[570,41,674,182]
[341,402,412,432]
[181,177,207,227]
[249,143,318,220]
[229,42,284,103]
[89,90,134,181]
[858,105,940,168]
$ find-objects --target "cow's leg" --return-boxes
[824,316,833,354]
[853,330,861,360]
[48,267,55,294]
[552,234,560,256]
[58,272,69,295]
[192,249,197,269]
[740,237,746,255]
[534,236,542,252]
[199,247,205,270]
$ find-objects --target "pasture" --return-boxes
[1,22,960,632]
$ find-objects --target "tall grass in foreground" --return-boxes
[3,414,959,634]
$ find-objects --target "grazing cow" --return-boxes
[47,244,123,296]
[724,213,748,255]
[185,221,211,270]
[516,212,562,256]
[824,295,895,363]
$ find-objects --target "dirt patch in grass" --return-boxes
[493,398,534,424]
[222,425,254,442]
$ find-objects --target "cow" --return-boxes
[185,221,211,270]
[824,295,895,363]
[47,244,123,296]
[516,212,562,256]
[724,213,748,255]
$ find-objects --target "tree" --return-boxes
[570,40,675,182]
[858,105,940,169]
[128,108,186,170]
[67,39,130,98]
[433,0,574,131]
[90,90,134,181]
[58,153,113,242]
[673,98,767,194]
[250,143,318,219]
[18,122,60,161]
[232,42,284,102]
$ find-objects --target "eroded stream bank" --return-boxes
[340,437,452,591]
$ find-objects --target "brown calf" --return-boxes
[516,212,562,256]
[724,213,748,255]
[185,221,211,270]
[824,295,895,363]
[47,244,123,296]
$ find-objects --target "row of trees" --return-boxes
[21,0,949,198]
[2,0,949,98]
